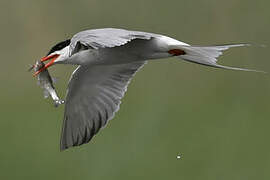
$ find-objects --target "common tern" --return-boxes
[33,28,261,151]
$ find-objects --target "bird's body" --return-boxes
[34,28,260,151]
[61,29,186,66]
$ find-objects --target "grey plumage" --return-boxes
[60,61,146,150]
[35,28,262,151]
[69,28,160,54]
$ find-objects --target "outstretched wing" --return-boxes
[60,61,146,151]
[69,28,160,54]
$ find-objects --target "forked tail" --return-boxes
[170,44,265,73]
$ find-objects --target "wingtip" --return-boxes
[60,144,68,152]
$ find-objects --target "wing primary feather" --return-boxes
[60,61,146,150]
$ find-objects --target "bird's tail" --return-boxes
[171,44,265,73]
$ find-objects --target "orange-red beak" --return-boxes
[33,54,60,76]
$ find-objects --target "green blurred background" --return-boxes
[1,0,270,179]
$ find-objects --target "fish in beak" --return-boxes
[33,54,60,76]
[29,59,64,107]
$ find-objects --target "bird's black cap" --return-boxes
[47,39,71,55]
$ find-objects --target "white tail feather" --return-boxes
[174,44,266,73]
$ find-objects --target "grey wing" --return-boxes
[69,28,160,54]
[60,61,146,151]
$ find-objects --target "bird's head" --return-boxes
[34,39,71,76]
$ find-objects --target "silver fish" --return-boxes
[29,60,64,107]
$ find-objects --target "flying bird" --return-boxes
[34,28,260,151]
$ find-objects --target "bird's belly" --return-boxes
[96,49,142,65]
